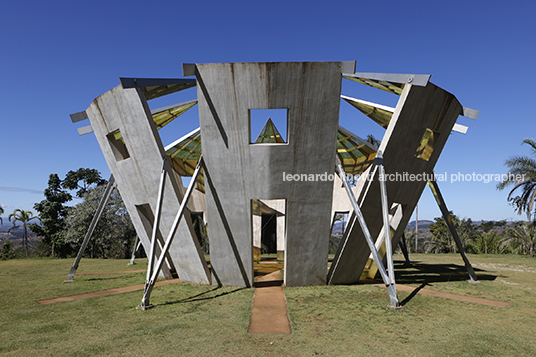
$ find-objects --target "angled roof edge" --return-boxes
[345,72,431,87]
[165,127,201,152]
[341,95,395,128]
[119,77,196,100]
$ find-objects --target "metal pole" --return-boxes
[335,157,399,307]
[415,204,419,252]
[427,179,479,283]
[376,152,396,288]
[139,157,204,309]
[65,175,115,282]
[128,236,140,265]
[145,157,169,286]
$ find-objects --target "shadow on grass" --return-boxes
[362,260,503,306]
[392,260,500,285]
[159,286,247,306]
[400,282,428,306]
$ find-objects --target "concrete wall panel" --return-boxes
[197,62,342,286]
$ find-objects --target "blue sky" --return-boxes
[1,0,535,222]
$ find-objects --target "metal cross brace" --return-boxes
[144,157,170,292]
[335,155,400,307]
[139,156,204,309]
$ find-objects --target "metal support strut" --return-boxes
[65,175,115,282]
[138,156,204,310]
[398,233,411,265]
[427,179,479,283]
[376,154,396,291]
[144,157,170,298]
[335,154,400,308]
[127,236,141,265]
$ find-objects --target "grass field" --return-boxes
[1,254,536,356]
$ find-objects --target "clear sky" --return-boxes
[1,0,535,222]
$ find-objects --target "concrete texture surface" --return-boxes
[197,62,343,287]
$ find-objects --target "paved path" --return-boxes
[248,270,292,334]
[36,279,180,305]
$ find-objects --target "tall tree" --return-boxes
[30,174,72,257]
[497,138,536,221]
[471,220,507,254]
[9,209,39,256]
[62,168,107,198]
[0,205,4,225]
[64,185,136,259]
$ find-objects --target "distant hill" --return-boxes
[0,218,39,241]
[407,220,433,230]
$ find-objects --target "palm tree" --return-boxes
[500,221,536,257]
[9,209,39,257]
[497,138,536,221]
[0,206,4,226]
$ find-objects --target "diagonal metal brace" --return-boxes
[427,179,479,283]
[139,156,204,309]
[375,151,396,290]
[65,175,115,282]
[335,157,399,307]
[145,157,170,289]
[128,235,140,265]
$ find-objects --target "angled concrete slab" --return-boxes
[329,82,463,284]
[86,85,210,284]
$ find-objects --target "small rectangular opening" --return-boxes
[249,109,288,144]
[190,212,209,254]
[107,130,130,161]
[415,128,438,162]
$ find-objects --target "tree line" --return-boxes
[405,214,536,257]
[1,169,137,260]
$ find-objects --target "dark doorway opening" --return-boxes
[261,214,277,254]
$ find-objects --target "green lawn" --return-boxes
[1,254,536,356]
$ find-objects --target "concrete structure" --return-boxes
[71,61,478,307]
[328,74,478,285]
[75,84,211,285]
[196,62,347,287]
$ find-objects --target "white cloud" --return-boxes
[0,187,42,194]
